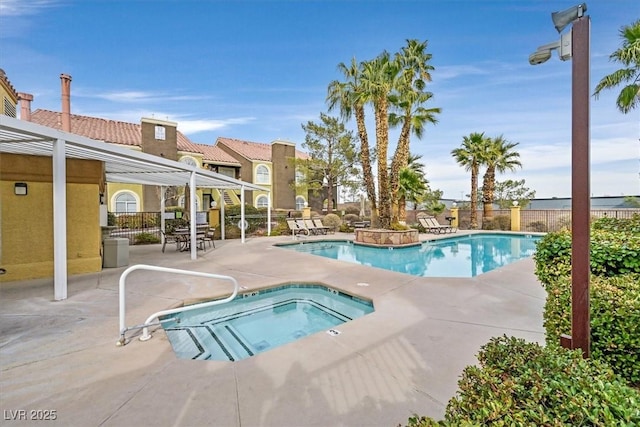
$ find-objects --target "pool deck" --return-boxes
[0,231,546,426]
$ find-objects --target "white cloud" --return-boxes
[0,0,59,16]
[88,90,210,103]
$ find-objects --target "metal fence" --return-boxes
[444,209,639,232]
[108,209,640,243]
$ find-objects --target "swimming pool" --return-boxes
[160,284,374,361]
[277,233,541,278]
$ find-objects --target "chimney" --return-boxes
[17,92,34,121]
[60,73,72,132]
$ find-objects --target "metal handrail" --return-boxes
[117,264,239,346]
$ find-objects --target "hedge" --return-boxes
[543,273,640,386]
[403,336,640,426]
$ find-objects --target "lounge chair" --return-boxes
[426,217,456,234]
[304,219,327,235]
[287,219,309,239]
[313,218,333,234]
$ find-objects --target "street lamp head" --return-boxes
[552,3,587,33]
[529,49,552,65]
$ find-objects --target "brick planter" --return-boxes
[354,228,420,247]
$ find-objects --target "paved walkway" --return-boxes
[0,232,546,426]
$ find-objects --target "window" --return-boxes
[114,192,138,213]
[180,156,198,167]
[155,125,166,140]
[296,196,306,211]
[295,170,304,184]
[255,164,270,184]
[256,195,269,208]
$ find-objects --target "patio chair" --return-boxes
[160,229,181,252]
[426,217,456,234]
[304,219,326,235]
[202,227,215,249]
[287,219,309,239]
[313,218,333,234]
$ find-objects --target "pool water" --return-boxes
[277,233,541,278]
[160,284,374,361]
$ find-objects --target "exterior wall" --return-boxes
[1,70,18,118]
[217,144,254,204]
[140,118,178,211]
[271,141,296,209]
[107,183,144,211]
[0,153,103,282]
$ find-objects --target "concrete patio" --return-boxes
[0,232,546,426]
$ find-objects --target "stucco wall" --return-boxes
[0,154,103,282]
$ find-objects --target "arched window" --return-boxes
[256,195,269,208]
[255,164,270,184]
[114,192,138,213]
[296,196,306,211]
[180,156,199,167]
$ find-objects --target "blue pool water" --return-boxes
[277,233,541,278]
[161,284,374,361]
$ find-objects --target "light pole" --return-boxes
[529,3,591,358]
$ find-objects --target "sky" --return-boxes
[1,0,638,200]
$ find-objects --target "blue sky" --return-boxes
[1,0,638,199]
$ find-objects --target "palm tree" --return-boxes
[398,166,428,224]
[389,90,440,222]
[480,136,522,224]
[397,154,428,222]
[389,40,440,224]
[593,19,640,113]
[451,132,488,229]
[360,52,401,229]
[327,58,378,224]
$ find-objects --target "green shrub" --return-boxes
[344,205,361,215]
[534,226,640,284]
[403,336,640,426]
[482,215,511,231]
[543,273,640,386]
[592,214,640,233]
[323,213,341,230]
[134,232,160,245]
[526,220,547,232]
[343,213,360,224]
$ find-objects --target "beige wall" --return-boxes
[0,153,103,282]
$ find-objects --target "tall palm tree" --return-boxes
[389,39,440,224]
[451,132,488,229]
[480,136,522,223]
[360,52,401,229]
[389,90,440,222]
[327,58,378,224]
[593,19,640,113]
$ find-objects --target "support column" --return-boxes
[510,205,521,231]
[53,138,67,300]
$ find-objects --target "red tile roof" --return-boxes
[195,143,240,166]
[29,109,237,165]
[216,137,308,161]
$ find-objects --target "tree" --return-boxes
[360,51,401,229]
[593,19,640,113]
[327,58,378,224]
[451,132,488,229]
[480,135,522,223]
[389,40,440,224]
[494,179,536,209]
[299,113,359,213]
[397,154,428,223]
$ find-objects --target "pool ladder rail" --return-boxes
[116,264,239,347]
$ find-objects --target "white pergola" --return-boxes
[0,115,271,300]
